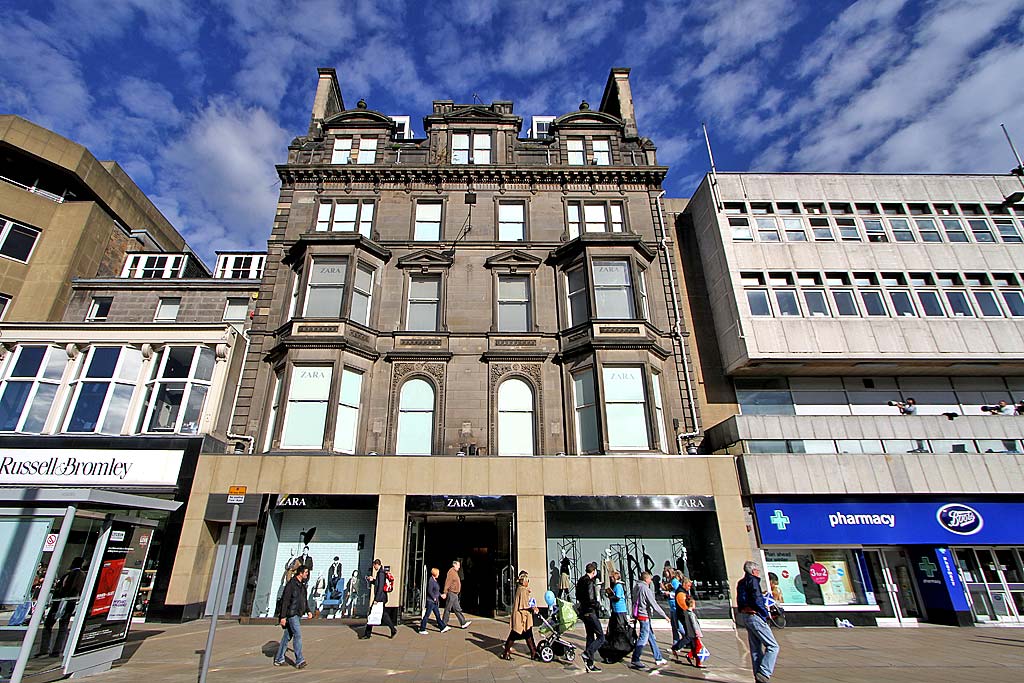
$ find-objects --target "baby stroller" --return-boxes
[535,598,578,663]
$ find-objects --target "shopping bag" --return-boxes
[367,602,384,626]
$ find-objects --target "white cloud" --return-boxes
[116,77,183,126]
[155,98,290,255]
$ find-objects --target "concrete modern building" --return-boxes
[680,171,1024,626]
[163,67,752,624]
[0,116,192,321]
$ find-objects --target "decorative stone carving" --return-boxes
[141,343,154,360]
[65,343,79,360]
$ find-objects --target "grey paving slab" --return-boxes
[87,617,1024,683]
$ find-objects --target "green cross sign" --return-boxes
[919,557,938,578]
[770,509,790,531]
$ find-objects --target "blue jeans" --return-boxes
[419,599,443,631]
[631,618,662,664]
[742,613,779,678]
[275,615,304,665]
[668,604,679,644]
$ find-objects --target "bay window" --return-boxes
[0,345,65,432]
[333,368,363,453]
[651,370,668,453]
[304,258,346,318]
[139,345,214,434]
[593,260,634,318]
[602,366,650,450]
[351,264,375,326]
[572,369,599,453]
[280,365,333,449]
[65,346,142,434]
[566,266,588,326]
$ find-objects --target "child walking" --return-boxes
[673,595,706,668]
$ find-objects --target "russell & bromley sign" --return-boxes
[0,449,185,488]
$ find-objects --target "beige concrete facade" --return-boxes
[166,454,749,611]
[0,116,187,321]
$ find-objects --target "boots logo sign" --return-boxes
[445,497,476,509]
[936,503,983,535]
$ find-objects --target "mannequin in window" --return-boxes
[559,557,572,600]
[298,545,314,572]
[327,557,343,594]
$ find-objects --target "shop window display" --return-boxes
[545,509,730,619]
[249,507,377,620]
[764,548,870,606]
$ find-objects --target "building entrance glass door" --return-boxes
[953,547,1023,623]
[864,549,922,625]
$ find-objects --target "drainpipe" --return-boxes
[654,190,700,445]
[224,324,255,454]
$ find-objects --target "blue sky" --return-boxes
[3,0,1023,265]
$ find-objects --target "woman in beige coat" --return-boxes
[500,571,540,660]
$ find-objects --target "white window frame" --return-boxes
[603,366,651,450]
[87,297,113,322]
[567,138,585,165]
[497,274,531,332]
[356,137,378,164]
[154,297,181,322]
[0,292,10,321]
[406,275,441,331]
[331,137,353,164]
[414,201,442,241]
[280,365,333,449]
[592,259,635,319]
[451,132,491,164]
[223,297,250,322]
[651,370,668,453]
[303,258,347,319]
[333,368,363,454]
[592,139,611,165]
[572,368,599,453]
[138,345,215,435]
[0,344,65,433]
[567,200,626,238]
[215,254,266,279]
[351,263,375,326]
[0,217,41,264]
[316,200,375,238]
[263,371,282,452]
[498,201,526,241]
[63,346,142,435]
[121,254,186,279]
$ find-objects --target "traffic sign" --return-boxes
[227,485,246,504]
[43,533,59,552]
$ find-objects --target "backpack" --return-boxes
[383,570,395,593]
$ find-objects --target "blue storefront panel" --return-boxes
[754,500,1024,547]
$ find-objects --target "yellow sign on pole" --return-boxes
[227,486,246,504]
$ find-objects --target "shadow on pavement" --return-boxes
[465,630,505,657]
[115,629,165,664]
[260,641,279,658]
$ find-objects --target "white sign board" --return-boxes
[43,533,59,552]
[0,449,185,488]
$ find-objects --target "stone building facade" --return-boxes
[165,68,750,623]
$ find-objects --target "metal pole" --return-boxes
[1002,123,1024,170]
[198,503,239,683]
[11,505,77,683]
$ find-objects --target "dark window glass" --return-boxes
[1,225,40,262]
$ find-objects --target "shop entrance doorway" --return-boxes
[953,547,1024,623]
[864,549,924,626]
[403,513,515,621]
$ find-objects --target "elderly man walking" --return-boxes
[442,560,471,629]
[736,560,780,683]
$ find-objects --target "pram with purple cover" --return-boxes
[535,598,578,663]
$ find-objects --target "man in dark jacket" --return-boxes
[417,567,448,633]
[361,559,396,639]
[274,565,311,668]
[36,557,86,657]
[575,561,605,672]
[736,561,779,683]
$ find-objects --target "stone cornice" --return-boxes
[276,164,667,192]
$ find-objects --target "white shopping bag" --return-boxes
[367,602,384,626]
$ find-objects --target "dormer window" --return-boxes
[452,132,491,164]
[592,140,611,165]
[331,136,378,164]
[567,139,586,165]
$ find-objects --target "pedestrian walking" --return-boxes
[500,571,539,660]
[664,576,681,645]
[575,561,606,672]
[360,559,396,639]
[36,557,86,658]
[737,560,780,683]
[673,595,706,668]
[418,567,449,633]
[442,560,471,629]
[630,571,669,670]
[599,570,634,664]
[274,565,312,668]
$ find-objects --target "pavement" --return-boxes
[92,616,1024,683]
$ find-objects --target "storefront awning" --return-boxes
[0,487,181,512]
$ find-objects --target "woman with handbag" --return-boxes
[599,570,635,664]
[500,571,540,660]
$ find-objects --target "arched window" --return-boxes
[396,378,434,455]
[497,378,535,456]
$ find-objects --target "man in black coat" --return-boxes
[576,561,606,672]
[274,565,311,668]
[361,559,396,639]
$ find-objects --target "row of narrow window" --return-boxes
[329,134,614,166]
[743,270,1024,319]
[315,198,627,242]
